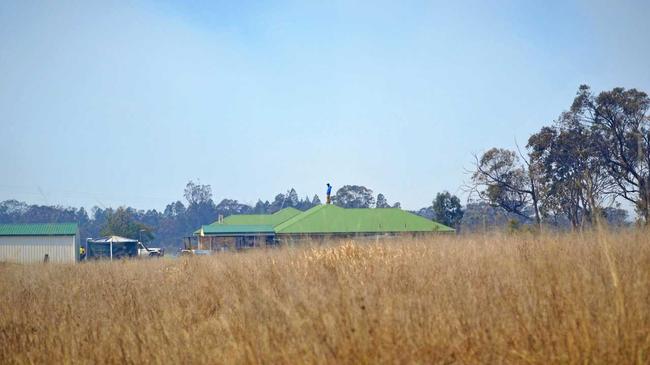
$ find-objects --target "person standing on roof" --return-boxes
[326,183,332,204]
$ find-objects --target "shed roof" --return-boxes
[0,223,78,236]
[201,224,275,236]
[275,205,454,234]
[218,207,302,227]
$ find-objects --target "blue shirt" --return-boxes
[326,186,332,195]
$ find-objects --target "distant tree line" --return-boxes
[0,182,430,251]
[469,85,648,228]
[0,179,630,251]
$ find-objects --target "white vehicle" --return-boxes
[137,241,164,257]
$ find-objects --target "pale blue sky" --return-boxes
[1,0,649,210]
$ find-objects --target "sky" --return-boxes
[1,0,649,211]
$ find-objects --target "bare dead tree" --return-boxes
[468,148,542,227]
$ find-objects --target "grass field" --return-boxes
[1,230,649,364]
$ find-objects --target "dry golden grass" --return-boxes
[1,230,650,364]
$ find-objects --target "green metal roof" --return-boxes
[0,223,78,236]
[275,205,454,234]
[218,207,303,227]
[201,224,274,236]
[194,208,303,235]
[197,205,454,236]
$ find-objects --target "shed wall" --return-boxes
[0,235,76,264]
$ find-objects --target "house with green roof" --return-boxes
[196,206,453,250]
[0,223,80,263]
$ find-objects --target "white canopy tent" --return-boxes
[86,236,138,260]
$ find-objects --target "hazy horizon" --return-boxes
[2,0,649,211]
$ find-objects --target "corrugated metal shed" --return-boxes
[0,223,79,264]
[275,205,454,234]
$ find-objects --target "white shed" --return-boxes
[0,223,80,264]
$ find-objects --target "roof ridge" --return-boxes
[212,212,267,225]
[272,207,299,215]
[275,204,329,231]
[208,207,303,228]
